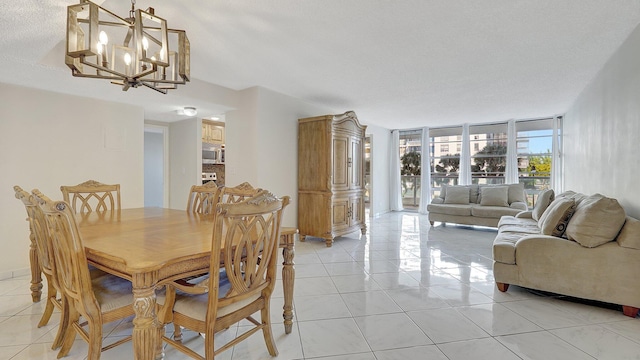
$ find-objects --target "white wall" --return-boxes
[366,125,392,217]
[226,87,336,227]
[225,87,260,186]
[168,118,201,210]
[0,83,144,277]
[563,23,640,218]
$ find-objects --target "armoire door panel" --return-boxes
[349,136,363,189]
[332,198,349,229]
[332,136,348,189]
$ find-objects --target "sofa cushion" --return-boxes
[532,189,554,221]
[565,194,626,248]
[507,183,526,205]
[515,211,533,219]
[617,216,640,250]
[498,215,537,228]
[538,197,576,237]
[472,205,521,219]
[427,203,472,216]
[498,224,541,234]
[479,186,509,207]
[493,232,525,264]
[510,202,528,211]
[444,186,470,204]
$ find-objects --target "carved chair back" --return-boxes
[217,182,262,205]
[60,180,121,214]
[186,181,218,214]
[214,190,289,305]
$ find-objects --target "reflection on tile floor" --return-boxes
[1,211,639,359]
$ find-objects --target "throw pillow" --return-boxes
[532,189,554,221]
[565,193,626,248]
[479,186,509,207]
[617,216,640,250]
[538,198,576,237]
[444,186,470,204]
[507,183,526,205]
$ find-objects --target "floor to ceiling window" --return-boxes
[429,127,462,198]
[399,129,423,209]
[516,118,558,206]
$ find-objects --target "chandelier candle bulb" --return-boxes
[98,31,108,67]
[124,53,132,76]
[142,37,148,59]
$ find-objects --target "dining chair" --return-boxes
[33,191,135,360]
[60,180,121,214]
[14,186,68,349]
[186,181,219,214]
[158,190,290,360]
[217,181,262,205]
[176,182,261,288]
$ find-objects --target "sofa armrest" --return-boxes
[510,201,527,211]
[515,210,533,219]
[431,197,444,204]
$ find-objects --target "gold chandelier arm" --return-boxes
[139,81,168,94]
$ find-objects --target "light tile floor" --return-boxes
[2,211,640,359]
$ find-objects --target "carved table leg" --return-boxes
[28,229,43,302]
[281,229,296,334]
[132,273,162,360]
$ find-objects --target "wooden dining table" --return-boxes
[29,207,297,360]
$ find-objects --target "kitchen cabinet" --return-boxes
[202,120,225,144]
[298,111,367,247]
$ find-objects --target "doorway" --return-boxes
[144,124,169,207]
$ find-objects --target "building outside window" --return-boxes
[430,127,462,199]
[469,123,508,185]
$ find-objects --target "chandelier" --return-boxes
[65,0,190,94]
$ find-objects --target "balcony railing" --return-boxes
[401,174,551,210]
[401,175,421,209]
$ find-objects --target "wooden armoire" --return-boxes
[298,111,367,247]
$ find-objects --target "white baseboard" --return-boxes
[0,267,31,281]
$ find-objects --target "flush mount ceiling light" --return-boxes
[65,0,190,94]
[182,107,197,116]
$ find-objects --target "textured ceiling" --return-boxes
[1,1,640,129]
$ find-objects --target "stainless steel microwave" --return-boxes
[203,148,224,164]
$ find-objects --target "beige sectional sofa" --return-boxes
[428,183,528,227]
[493,190,640,317]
